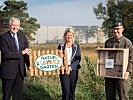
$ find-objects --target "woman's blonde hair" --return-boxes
[63,27,75,43]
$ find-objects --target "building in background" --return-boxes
[31,26,108,44]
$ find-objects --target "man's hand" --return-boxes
[124,72,129,80]
[22,48,31,55]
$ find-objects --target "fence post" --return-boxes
[29,51,34,76]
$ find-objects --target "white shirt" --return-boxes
[66,47,72,65]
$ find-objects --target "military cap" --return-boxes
[112,22,123,28]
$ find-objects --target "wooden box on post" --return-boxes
[96,48,129,79]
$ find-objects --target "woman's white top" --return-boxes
[66,47,72,65]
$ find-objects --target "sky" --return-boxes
[0,0,107,26]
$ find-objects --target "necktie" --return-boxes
[13,35,19,51]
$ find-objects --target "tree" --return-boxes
[0,5,5,33]
[93,0,133,42]
[73,26,98,43]
[73,26,90,43]
[0,0,40,41]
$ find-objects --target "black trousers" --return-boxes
[2,72,24,100]
[105,77,131,100]
[60,70,78,100]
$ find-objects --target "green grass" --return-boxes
[0,43,133,100]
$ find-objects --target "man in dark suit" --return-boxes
[0,17,31,100]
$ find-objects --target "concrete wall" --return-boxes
[31,26,108,44]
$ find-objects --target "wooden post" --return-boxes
[42,50,46,75]
[51,50,56,75]
[56,50,60,75]
[58,50,65,74]
[38,50,43,76]
[29,51,34,76]
[33,50,38,76]
[46,50,52,75]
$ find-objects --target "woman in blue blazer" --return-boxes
[58,28,81,100]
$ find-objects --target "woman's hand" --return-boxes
[66,66,71,75]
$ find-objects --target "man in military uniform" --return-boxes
[105,22,133,100]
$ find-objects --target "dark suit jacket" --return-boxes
[58,43,81,70]
[0,31,30,79]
